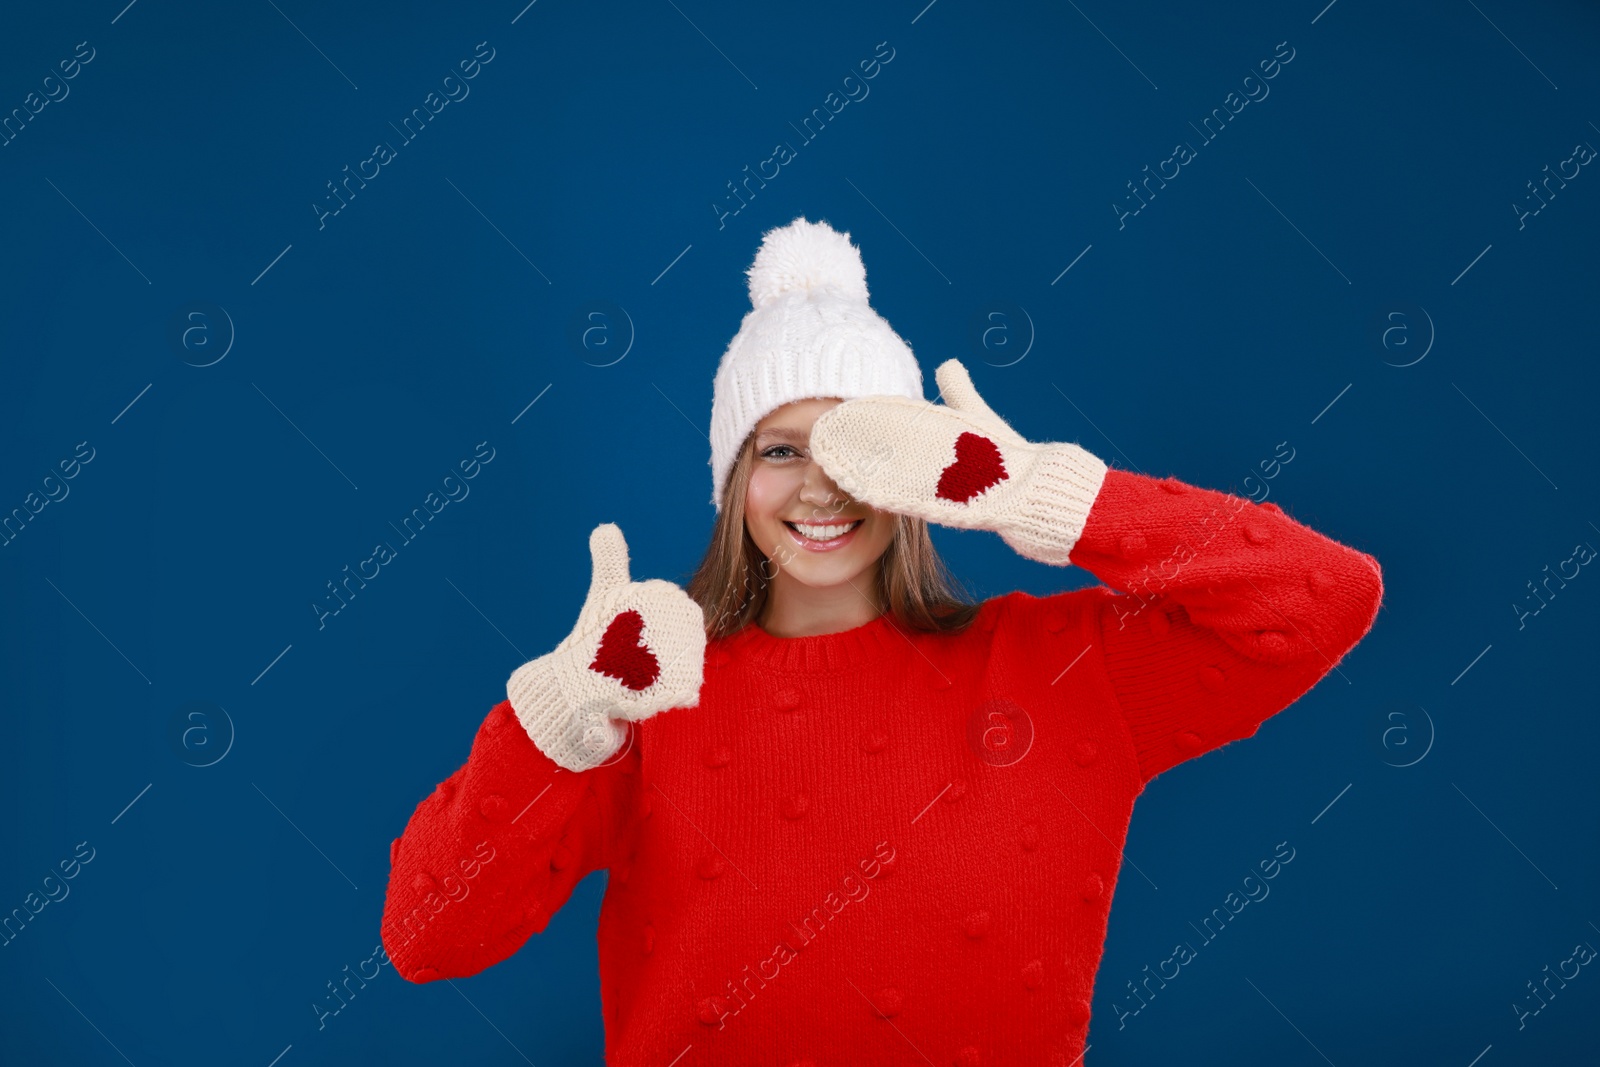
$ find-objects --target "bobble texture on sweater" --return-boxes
[380,468,1383,1064]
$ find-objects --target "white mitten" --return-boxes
[809,359,1110,566]
[507,523,707,772]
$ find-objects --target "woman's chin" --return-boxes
[776,554,871,589]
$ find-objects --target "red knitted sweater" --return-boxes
[380,468,1383,1065]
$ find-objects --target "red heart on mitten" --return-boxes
[936,432,1009,503]
[590,610,660,690]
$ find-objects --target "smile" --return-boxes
[783,519,863,550]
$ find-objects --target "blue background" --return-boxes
[2,0,1597,1063]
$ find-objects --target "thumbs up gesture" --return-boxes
[507,523,707,772]
[809,359,1110,566]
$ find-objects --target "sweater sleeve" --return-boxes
[380,698,638,983]
[1063,467,1384,786]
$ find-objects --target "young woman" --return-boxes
[380,217,1384,1065]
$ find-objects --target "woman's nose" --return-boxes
[798,460,845,507]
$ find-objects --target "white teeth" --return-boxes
[790,520,860,541]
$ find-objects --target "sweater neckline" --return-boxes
[719,609,908,671]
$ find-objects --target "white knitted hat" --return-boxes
[708,216,924,512]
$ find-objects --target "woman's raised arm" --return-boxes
[1065,468,1383,785]
[381,522,706,981]
[381,699,638,982]
[807,358,1384,787]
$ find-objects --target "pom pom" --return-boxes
[745,216,870,308]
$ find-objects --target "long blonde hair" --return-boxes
[684,429,982,640]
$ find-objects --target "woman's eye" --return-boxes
[761,445,799,459]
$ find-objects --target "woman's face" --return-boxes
[744,397,896,593]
